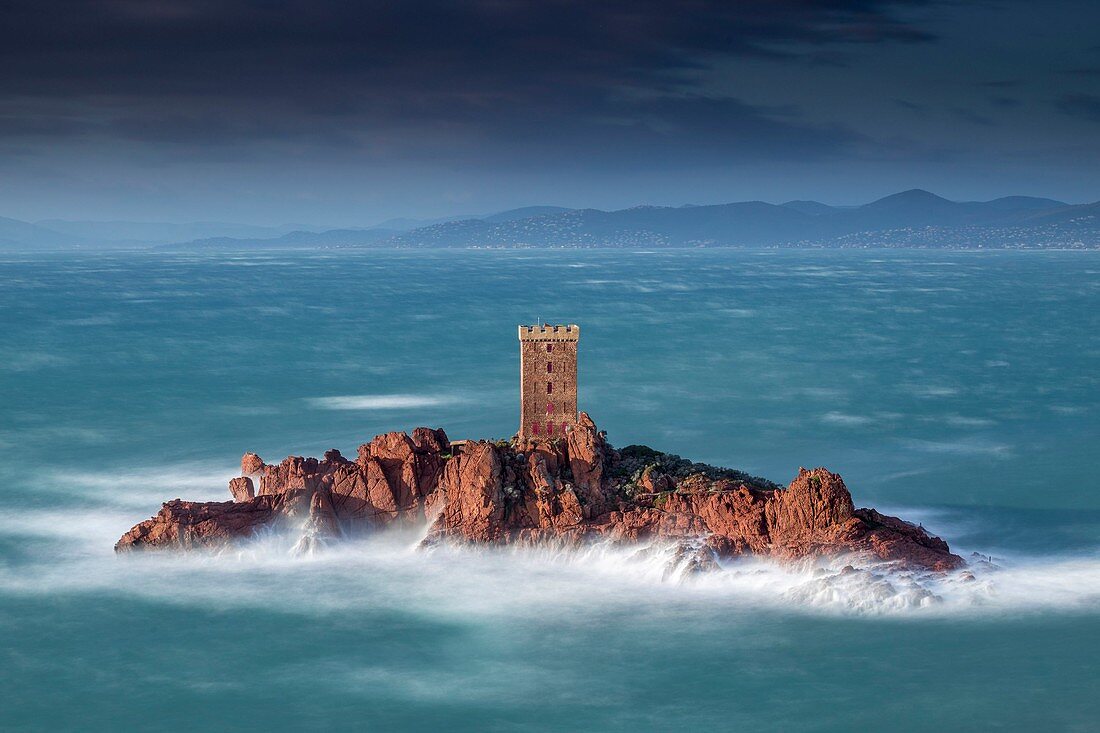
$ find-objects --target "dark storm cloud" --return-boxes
[3,0,1099,222]
[0,0,934,159]
[1,1,938,93]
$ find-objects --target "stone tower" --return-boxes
[518,324,579,439]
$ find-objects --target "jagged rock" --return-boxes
[292,489,344,555]
[241,452,264,476]
[258,456,319,495]
[566,411,611,518]
[308,489,342,540]
[115,491,309,552]
[411,427,449,497]
[848,507,961,572]
[229,476,255,502]
[430,442,510,543]
[116,417,965,571]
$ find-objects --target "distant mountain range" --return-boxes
[2,191,1098,250]
[0,217,333,250]
[371,190,1098,250]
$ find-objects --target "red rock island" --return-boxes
[115,324,963,572]
[115,412,962,571]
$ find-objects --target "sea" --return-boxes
[0,248,1097,731]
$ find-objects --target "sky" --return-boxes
[1,0,1099,226]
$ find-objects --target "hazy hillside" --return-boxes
[0,216,82,250]
[174,228,398,249]
[0,217,332,250]
[375,190,1100,249]
[482,206,574,223]
[780,200,842,216]
[34,219,325,244]
[3,192,1098,251]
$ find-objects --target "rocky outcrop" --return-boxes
[241,452,265,476]
[293,488,343,554]
[229,476,255,502]
[116,414,964,571]
[115,491,309,551]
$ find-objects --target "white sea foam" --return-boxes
[906,384,960,398]
[820,411,874,426]
[45,463,235,508]
[56,314,118,326]
[311,657,565,702]
[942,415,997,427]
[0,508,138,546]
[0,507,1096,619]
[0,351,71,371]
[898,437,1012,458]
[0,425,115,450]
[306,394,464,410]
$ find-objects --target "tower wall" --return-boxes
[518,324,579,439]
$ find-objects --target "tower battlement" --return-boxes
[518,324,580,341]
[517,323,579,439]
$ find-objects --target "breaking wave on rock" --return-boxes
[1,506,1097,618]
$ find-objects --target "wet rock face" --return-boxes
[116,414,964,571]
[293,489,343,555]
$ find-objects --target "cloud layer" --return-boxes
[1,1,1098,221]
[1,1,930,154]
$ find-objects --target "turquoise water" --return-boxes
[1,249,1098,731]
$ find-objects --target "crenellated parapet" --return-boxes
[518,324,580,342]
